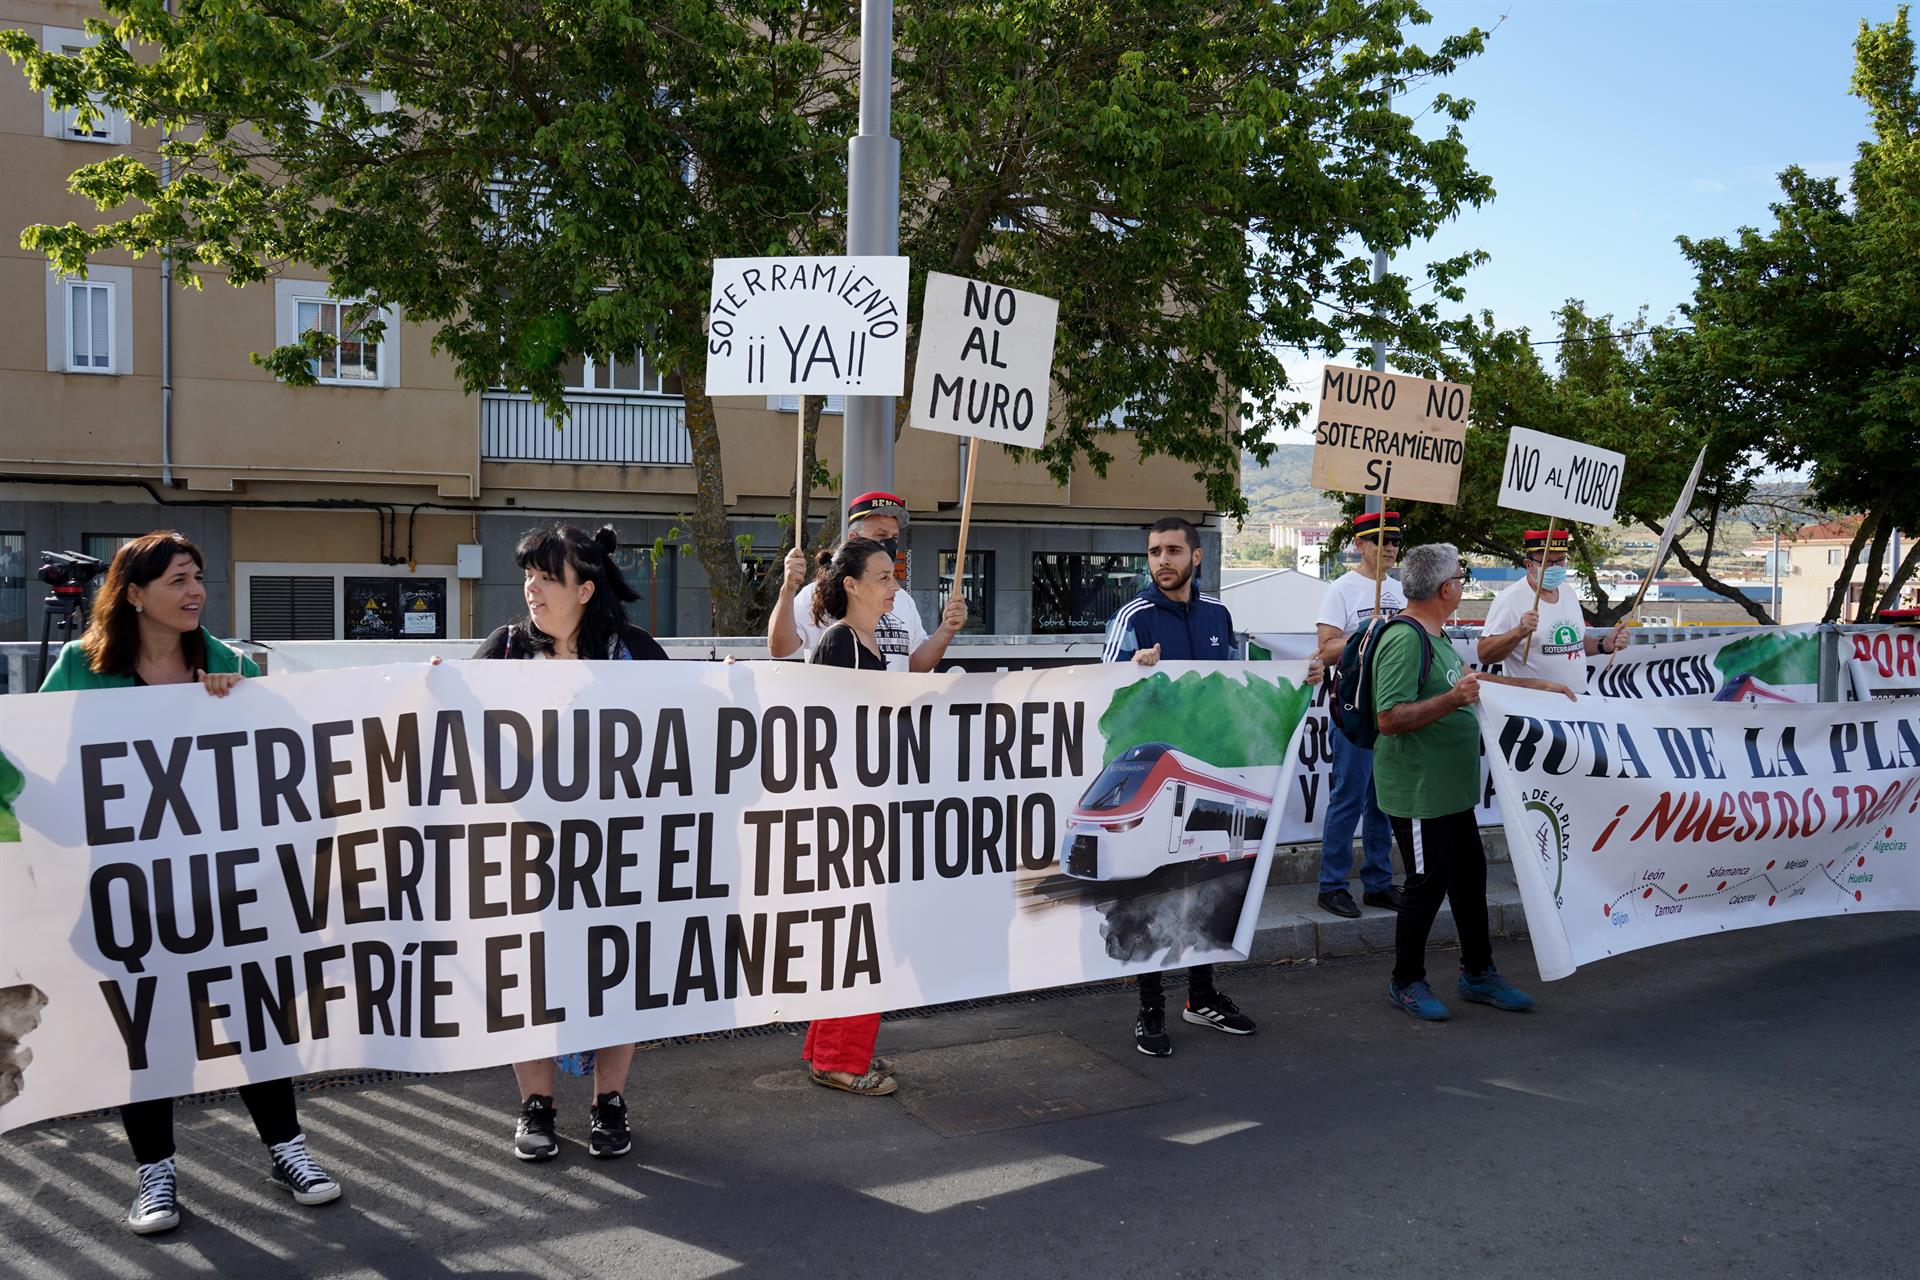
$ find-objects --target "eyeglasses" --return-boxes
[1447,570,1473,586]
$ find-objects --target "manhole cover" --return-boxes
[890,1032,1171,1138]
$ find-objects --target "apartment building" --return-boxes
[1,0,1218,653]
[1780,517,1913,625]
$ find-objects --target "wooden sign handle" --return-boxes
[1520,515,1556,664]
[952,445,979,606]
[794,394,808,551]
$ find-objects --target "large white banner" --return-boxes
[704,256,909,396]
[1479,683,1920,980]
[1846,626,1920,700]
[0,660,1311,1131]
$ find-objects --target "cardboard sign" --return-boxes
[910,272,1060,448]
[1497,426,1626,524]
[1309,364,1471,504]
[704,256,909,396]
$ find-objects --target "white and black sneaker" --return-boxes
[589,1091,632,1159]
[128,1156,180,1235]
[515,1093,560,1162]
[267,1134,341,1206]
[1183,990,1256,1035]
[1135,1002,1173,1057]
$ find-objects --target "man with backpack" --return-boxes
[1313,510,1407,919]
[1370,543,1576,1022]
[1102,516,1257,1057]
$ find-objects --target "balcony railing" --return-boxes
[481,391,692,465]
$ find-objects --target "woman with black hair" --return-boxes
[41,531,341,1235]
[473,524,668,1159]
[800,538,901,1096]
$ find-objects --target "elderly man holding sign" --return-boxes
[1477,528,1628,682]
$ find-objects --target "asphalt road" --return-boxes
[1,914,1914,1280]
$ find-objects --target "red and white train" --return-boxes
[1060,743,1273,881]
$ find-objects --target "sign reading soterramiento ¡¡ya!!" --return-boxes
[1309,364,1472,505]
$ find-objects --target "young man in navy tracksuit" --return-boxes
[1100,516,1258,1056]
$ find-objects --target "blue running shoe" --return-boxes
[1386,980,1450,1021]
[1457,965,1534,1012]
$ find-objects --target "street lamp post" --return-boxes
[843,0,901,508]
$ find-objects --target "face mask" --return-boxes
[1539,563,1567,590]
[876,537,900,564]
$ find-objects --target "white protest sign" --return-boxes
[1497,426,1626,524]
[704,256,909,396]
[0,659,1312,1130]
[1309,364,1472,504]
[911,272,1060,448]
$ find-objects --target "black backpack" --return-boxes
[1330,615,1433,749]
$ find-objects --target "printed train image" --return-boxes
[1059,743,1270,881]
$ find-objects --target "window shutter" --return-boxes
[89,287,110,368]
[249,576,336,640]
[770,394,847,414]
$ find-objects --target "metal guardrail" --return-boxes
[480,391,692,465]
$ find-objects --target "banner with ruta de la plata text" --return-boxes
[0,660,1311,1132]
[1477,683,1919,980]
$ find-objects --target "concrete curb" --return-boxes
[1246,871,1530,965]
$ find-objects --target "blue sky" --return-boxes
[1407,0,1902,341]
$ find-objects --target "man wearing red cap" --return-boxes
[766,491,967,670]
[1312,510,1407,919]
[1478,529,1627,684]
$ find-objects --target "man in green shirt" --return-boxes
[1371,543,1576,1021]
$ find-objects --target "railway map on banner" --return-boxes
[0,660,1312,1130]
[1479,683,1920,980]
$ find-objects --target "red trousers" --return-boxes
[803,1015,881,1074]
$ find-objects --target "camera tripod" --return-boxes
[35,587,88,691]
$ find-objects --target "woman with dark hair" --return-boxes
[473,523,667,1160]
[801,537,900,1096]
[40,531,341,1235]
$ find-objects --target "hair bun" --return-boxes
[593,526,620,555]
[814,547,834,569]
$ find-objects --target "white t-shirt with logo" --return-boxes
[1315,570,1407,636]
[790,583,928,673]
[1483,576,1587,686]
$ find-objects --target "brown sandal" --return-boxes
[809,1066,898,1096]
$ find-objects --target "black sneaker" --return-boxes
[266,1134,341,1206]
[1183,990,1256,1034]
[127,1156,180,1234]
[589,1091,632,1159]
[514,1094,559,1162]
[1135,1002,1172,1057]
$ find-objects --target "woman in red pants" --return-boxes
[800,538,909,1096]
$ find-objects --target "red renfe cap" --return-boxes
[1352,510,1403,542]
[1523,529,1571,553]
[846,491,909,524]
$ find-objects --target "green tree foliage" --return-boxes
[1098,670,1312,768]
[1676,7,1920,621]
[5,0,1493,633]
[1343,303,1771,623]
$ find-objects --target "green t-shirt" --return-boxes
[1370,619,1480,819]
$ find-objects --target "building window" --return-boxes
[295,296,381,383]
[612,545,679,637]
[1828,548,1845,566]
[345,577,447,639]
[249,576,336,640]
[560,350,682,397]
[769,393,846,414]
[937,550,994,634]
[0,532,24,643]
[67,281,113,372]
[1032,552,1147,634]
[39,28,128,145]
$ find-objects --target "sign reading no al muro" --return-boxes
[1309,364,1471,505]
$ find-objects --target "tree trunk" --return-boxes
[679,372,752,636]
[1568,525,1620,624]
[1878,530,1920,616]
[1666,540,1775,624]
[1852,515,1895,622]
[1822,512,1878,623]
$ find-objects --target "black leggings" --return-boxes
[1389,808,1494,988]
[120,1079,302,1165]
[1138,965,1215,1008]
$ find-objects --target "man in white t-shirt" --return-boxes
[1478,528,1627,685]
[765,490,967,671]
[1312,510,1407,919]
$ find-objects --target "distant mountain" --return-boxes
[1238,444,1341,524]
